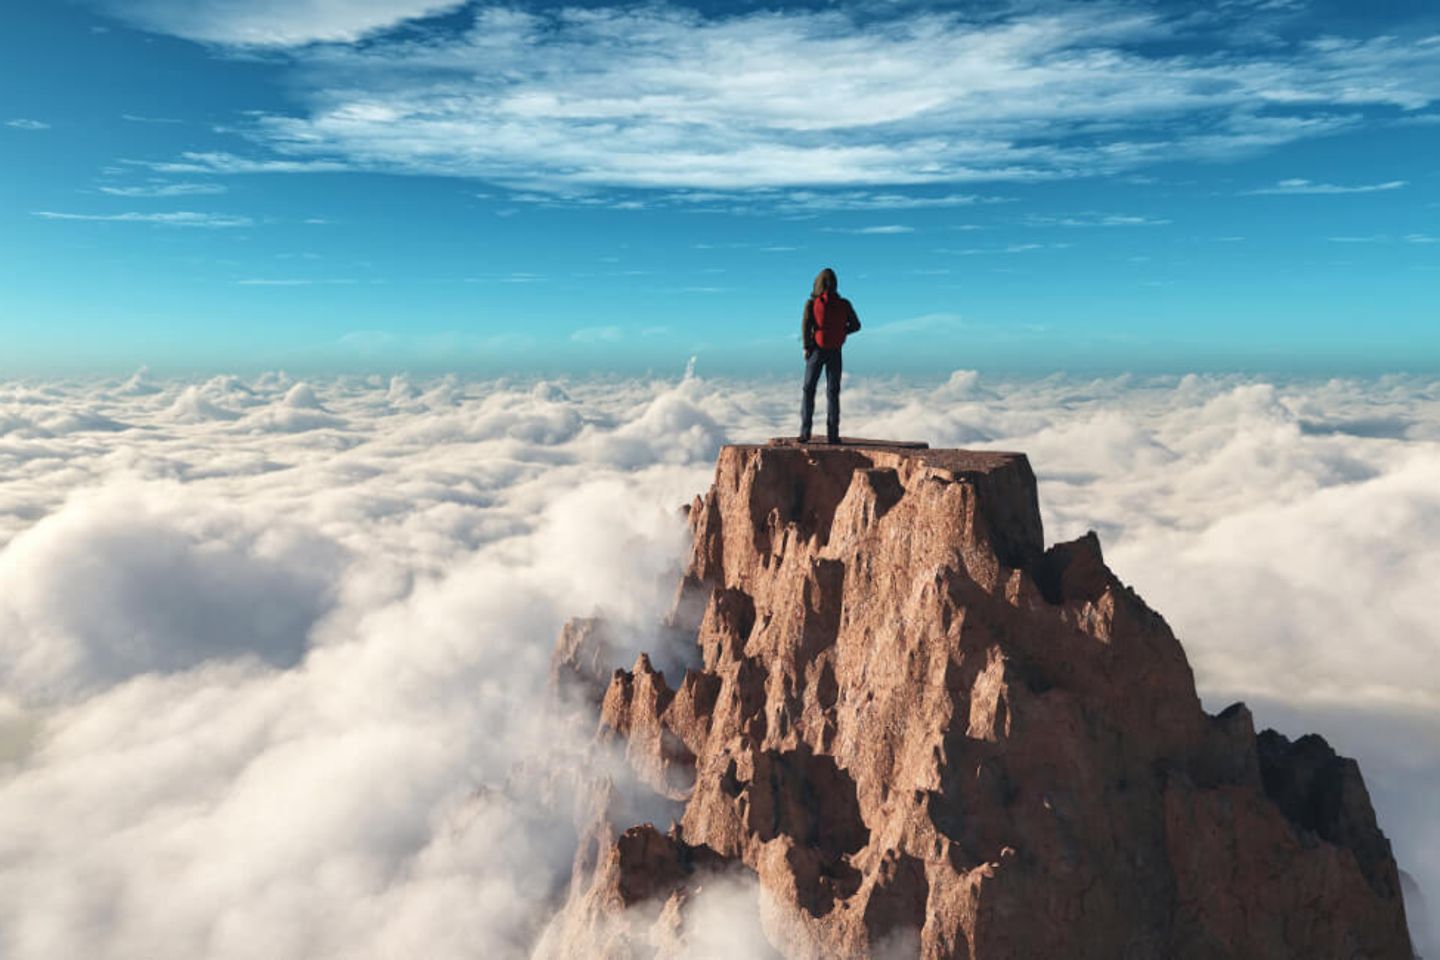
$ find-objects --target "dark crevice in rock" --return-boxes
[862,466,906,520]
[614,823,730,907]
[815,659,839,711]
[785,841,863,917]
[864,851,929,949]
[746,745,869,858]
[929,735,1012,867]
[798,558,846,663]
[735,656,770,742]
[705,586,756,664]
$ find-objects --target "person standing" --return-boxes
[798,267,861,443]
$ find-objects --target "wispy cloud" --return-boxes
[1245,178,1408,195]
[692,241,799,252]
[120,113,184,125]
[461,272,544,284]
[96,0,467,46]
[939,242,1072,255]
[775,191,1013,213]
[484,186,1006,214]
[6,119,50,131]
[823,224,915,236]
[101,4,1440,196]
[98,182,229,198]
[33,210,254,228]
[866,312,974,338]
[1026,214,1172,227]
[134,152,349,175]
[1328,233,1440,244]
[570,325,623,344]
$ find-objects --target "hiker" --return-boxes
[798,267,861,443]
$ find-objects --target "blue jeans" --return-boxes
[800,347,842,440]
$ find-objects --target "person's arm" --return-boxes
[845,300,861,334]
[802,298,817,354]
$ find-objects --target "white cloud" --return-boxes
[99,182,229,197]
[824,224,915,235]
[0,372,723,960]
[32,210,254,228]
[6,119,50,131]
[0,407,130,438]
[234,381,347,432]
[167,385,242,423]
[772,190,1013,213]
[116,365,163,396]
[940,242,1067,255]
[1246,177,1408,195]
[99,0,468,46]
[0,370,1437,957]
[1025,213,1172,227]
[0,484,343,699]
[1324,233,1439,244]
[863,313,976,342]
[569,325,623,344]
[113,3,1440,195]
[137,152,351,175]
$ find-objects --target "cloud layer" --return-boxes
[0,369,1436,957]
[106,2,1440,196]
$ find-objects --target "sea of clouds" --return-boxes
[0,367,1436,958]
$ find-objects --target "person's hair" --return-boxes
[812,267,838,297]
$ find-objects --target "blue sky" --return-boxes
[2,0,1437,376]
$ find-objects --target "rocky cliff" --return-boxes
[538,441,1414,959]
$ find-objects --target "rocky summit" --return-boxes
[538,441,1414,959]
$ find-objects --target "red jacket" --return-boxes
[804,293,860,350]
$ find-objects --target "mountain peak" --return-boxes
[540,444,1414,959]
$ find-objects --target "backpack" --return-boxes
[812,292,850,349]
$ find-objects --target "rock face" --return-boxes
[540,442,1414,959]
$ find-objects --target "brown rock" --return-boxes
[599,654,699,799]
[541,443,1415,959]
